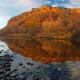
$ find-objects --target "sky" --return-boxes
[0,0,80,29]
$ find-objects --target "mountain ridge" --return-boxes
[0,6,80,39]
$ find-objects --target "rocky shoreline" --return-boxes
[0,52,69,80]
[0,40,80,80]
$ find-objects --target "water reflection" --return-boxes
[1,37,80,63]
[0,37,80,79]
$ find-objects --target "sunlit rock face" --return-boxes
[0,6,80,39]
[2,37,80,63]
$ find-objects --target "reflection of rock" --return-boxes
[2,38,80,63]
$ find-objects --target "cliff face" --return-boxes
[1,6,80,39]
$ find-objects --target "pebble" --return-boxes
[26,62,34,66]
[0,49,71,80]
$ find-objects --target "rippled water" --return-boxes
[0,38,80,80]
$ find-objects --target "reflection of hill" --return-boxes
[2,37,80,63]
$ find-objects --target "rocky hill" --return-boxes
[0,6,80,39]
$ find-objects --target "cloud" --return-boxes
[45,0,80,8]
[16,0,36,6]
[0,0,44,17]
[44,1,51,4]
[15,0,44,11]
[64,0,80,8]
[0,16,10,29]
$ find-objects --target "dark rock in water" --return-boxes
[0,54,17,80]
[5,67,11,71]
[19,63,23,66]
[22,66,26,69]
[0,69,4,74]
[26,62,34,66]
[0,50,3,54]
[33,76,40,80]
[4,63,11,67]
[3,54,11,61]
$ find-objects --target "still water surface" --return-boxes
[0,37,80,80]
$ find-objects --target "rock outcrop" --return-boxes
[0,6,80,39]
